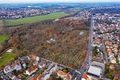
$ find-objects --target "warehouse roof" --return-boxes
[87,66,102,77]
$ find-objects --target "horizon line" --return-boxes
[0,1,120,4]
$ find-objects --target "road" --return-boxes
[79,17,94,74]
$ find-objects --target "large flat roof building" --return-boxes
[87,65,102,78]
[87,61,105,78]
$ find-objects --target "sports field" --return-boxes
[0,52,15,67]
[6,12,69,26]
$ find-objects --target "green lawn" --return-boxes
[6,12,69,26]
[0,52,15,67]
[0,35,8,43]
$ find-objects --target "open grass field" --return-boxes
[0,35,8,43]
[6,12,69,26]
[0,52,15,67]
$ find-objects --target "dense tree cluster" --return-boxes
[6,21,89,69]
[56,19,88,30]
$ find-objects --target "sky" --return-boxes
[0,0,120,3]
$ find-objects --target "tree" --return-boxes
[92,46,99,56]
[62,68,69,73]
[105,64,114,80]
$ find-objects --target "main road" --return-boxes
[80,16,94,74]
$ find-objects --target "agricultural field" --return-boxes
[5,12,69,26]
[0,52,15,67]
[0,35,8,43]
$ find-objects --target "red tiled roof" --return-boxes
[107,48,112,54]
[28,77,36,80]
[82,73,89,79]
[96,38,101,43]
[37,74,42,80]
[27,66,37,73]
[57,70,66,76]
